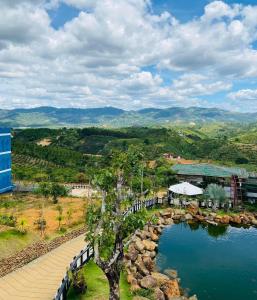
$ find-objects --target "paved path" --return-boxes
[0,235,86,300]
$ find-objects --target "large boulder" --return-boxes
[161,279,181,299]
[240,214,250,225]
[164,218,174,225]
[232,215,241,224]
[187,204,199,215]
[142,255,155,272]
[251,218,257,226]
[184,213,193,221]
[158,217,165,225]
[142,240,157,251]
[172,215,182,221]
[150,232,159,242]
[135,256,150,276]
[135,239,145,253]
[194,215,205,222]
[164,269,178,279]
[156,226,163,234]
[209,212,217,218]
[129,265,138,276]
[127,274,137,285]
[128,246,139,262]
[220,215,231,224]
[161,210,172,218]
[140,275,158,289]
[136,230,151,240]
[189,295,198,300]
[214,215,222,223]
[130,283,141,292]
[149,251,156,259]
[151,272,170,286]
[154,287,165,300]
[124,259,132,269]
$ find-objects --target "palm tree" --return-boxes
[19,218,27,234]
[56,205,63,231]
[206,184,227,210]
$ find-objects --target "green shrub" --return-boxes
[68,269,87,295]
[133,288,154,299]
[0,215,17,227]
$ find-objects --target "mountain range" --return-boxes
[0,106,257,128]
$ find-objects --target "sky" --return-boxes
[0,0,257,111]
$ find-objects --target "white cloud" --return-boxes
[0,0,256,110]
[228,89,257,101]
[0,3,51,46]
[202,1,241,21]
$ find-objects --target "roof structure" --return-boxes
[172,163,249,179]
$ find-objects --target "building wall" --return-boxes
[0,128,12,193]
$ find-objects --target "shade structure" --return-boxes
[169,182,203,196]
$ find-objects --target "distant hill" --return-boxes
[0,106,256,128]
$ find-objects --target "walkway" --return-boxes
[0,235,86,300]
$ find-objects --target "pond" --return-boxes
[156,222,257,300]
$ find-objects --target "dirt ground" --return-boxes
[36,138,52,146]
[0,193,90,235]
[0,193,93,259]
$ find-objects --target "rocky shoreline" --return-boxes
[124,207,257,300]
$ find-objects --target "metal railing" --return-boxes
[54,197,166,300]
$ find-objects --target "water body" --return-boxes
[156,222,257,300]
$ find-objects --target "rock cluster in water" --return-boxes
[187,206,257,226]
[125,206,257,300]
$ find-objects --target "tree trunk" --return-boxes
[105,266,120,300]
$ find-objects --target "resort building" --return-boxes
[0,128,13,194]
[172,163,257,204]
[163,153,182,160]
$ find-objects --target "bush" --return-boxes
[134,288,154,299]
[69,269,87,295]
[0,214,17,227]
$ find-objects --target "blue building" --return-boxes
[0,128,13,194]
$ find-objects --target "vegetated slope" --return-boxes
[12,125,257,181]
[1,106,257,127]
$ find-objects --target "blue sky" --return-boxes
[0,0,257,111]
[153,0,257,20]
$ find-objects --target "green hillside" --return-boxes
[12,125,257,183]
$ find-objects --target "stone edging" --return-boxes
[124,208,197,300]
[124,207,257,300]
[0,227,86,277]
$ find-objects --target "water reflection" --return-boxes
[207,224,228,238]
[187,221,228,238]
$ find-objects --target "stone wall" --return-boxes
[0,227,86,277]
[124,209,197,300]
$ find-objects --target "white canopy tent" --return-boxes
[169,182,203,196]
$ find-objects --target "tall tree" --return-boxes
[86,146,147,300]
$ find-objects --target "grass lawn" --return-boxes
[0,229,39,259]
[68,260,133,300]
